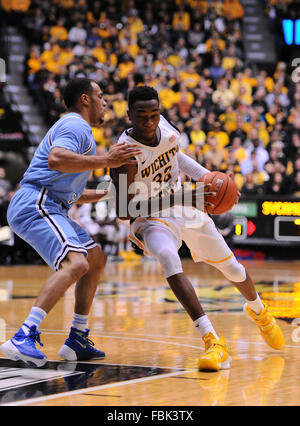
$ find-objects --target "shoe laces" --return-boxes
[207,340,225,353]
[80,329,96,348]
[259,316,275,331]
[24,324,44,347]
[254,309,275,329]
[86,338,96,348]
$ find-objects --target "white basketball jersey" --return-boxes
[117,115,181,201]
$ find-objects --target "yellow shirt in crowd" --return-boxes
[1,0,30,11]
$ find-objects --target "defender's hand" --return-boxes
[106,142,142,168]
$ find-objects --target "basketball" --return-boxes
[199,171,238,215]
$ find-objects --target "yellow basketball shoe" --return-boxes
[243,302,285,350]
[198,333,231,372]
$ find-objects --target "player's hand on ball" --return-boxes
[197,183,217,212]
[107,142,142,167]
[187,183,217,211]
[199,171,239,214]
[225,171,241,204]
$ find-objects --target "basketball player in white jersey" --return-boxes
[111,86,284,371]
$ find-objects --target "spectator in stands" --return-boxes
[212,78,235,110]
[68,21,87,44]
[86,1,105,25]
[188,21,204,48]
[154,55,174,76]
[265,83,290,109]
[223,0,244,21]
[287,132,300,159]
[173,5,190,29]
[290,171,300,196]
[112,92,127,119]
[189,120,206,147]
[241,173,262,195]
[240,150,266,183]
[49,18,68,42]
[253,86,268,114]
[207,121,229,149]
[229,115,247,144]
[177,121,190,150]
[244,129,269,169]
[230,136,248,164]
[23,6,46,44]
[264,145,287,180]
[205,30,226,54]
[5,0,299,263]
[209,54,226,83]
[135,48,153,75]
[87,27,102,48]
[269,140,286,164]
[222,43,241,71]
[263,172,288,195]
[176,84,194,121]
[203,136,225,169]
[47,87,67,125]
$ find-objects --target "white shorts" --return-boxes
[129,207,233,265]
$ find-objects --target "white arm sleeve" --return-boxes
[177,152,209,180]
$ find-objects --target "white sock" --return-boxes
[194,315,219,339]
[246,293,264,314]
[22,306,47,334]
[72,313,88,332]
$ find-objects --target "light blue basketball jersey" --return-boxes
[21,113,96,208]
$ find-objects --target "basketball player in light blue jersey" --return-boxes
[0,78,142,367]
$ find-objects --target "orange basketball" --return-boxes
[199,171,238,215]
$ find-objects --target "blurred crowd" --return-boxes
[1,0,300,262]
[5,0,297,196]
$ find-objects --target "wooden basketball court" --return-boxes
[0,258,300,406]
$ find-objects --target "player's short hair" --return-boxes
[128,86,159,110]
[63,78,96,109]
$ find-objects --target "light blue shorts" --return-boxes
[7,184,97,271]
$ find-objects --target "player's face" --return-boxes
[129,99,160,142]
[89,83,107,126]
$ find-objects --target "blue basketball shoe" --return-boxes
[58,328,105,361]
[0,324,47,367]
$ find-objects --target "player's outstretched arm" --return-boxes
[76,189,108,204]
[177,152,210,180]
[48,142,142,173]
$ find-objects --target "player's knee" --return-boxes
[156,247,182,278]
[70,258,90,281]
[156,247,174,265]
[219,258,246,283]
[88,245,107,273]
